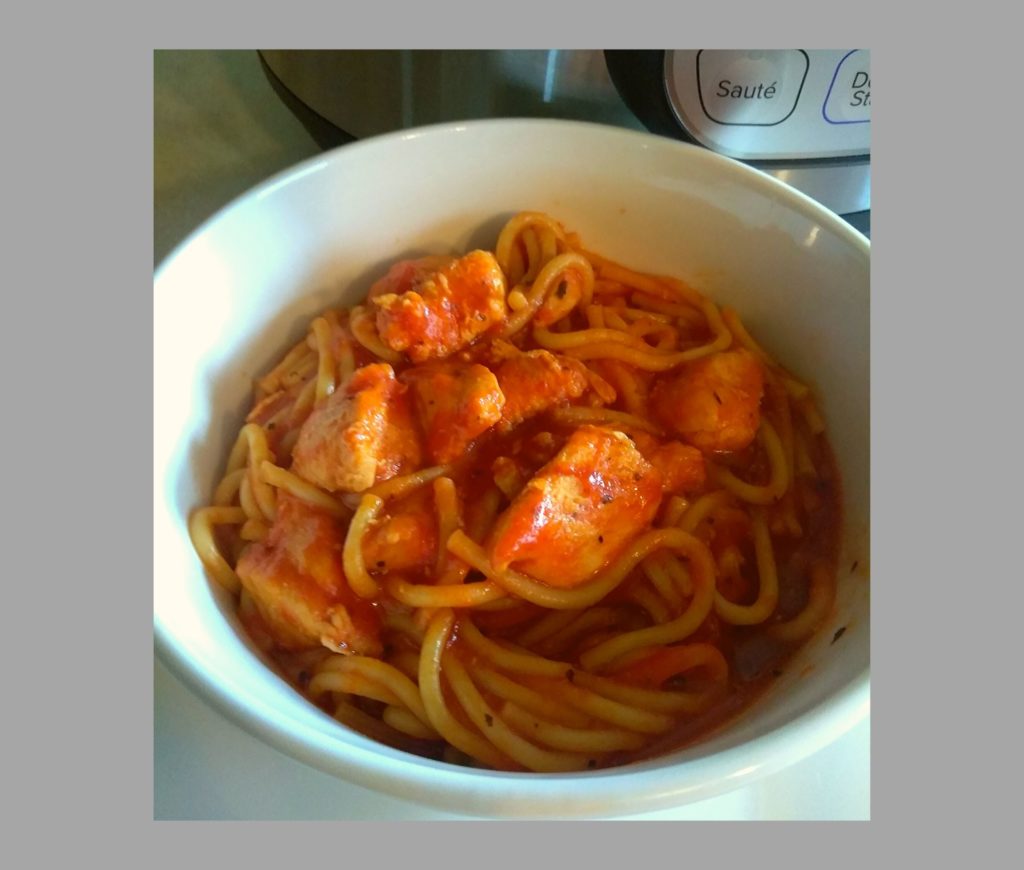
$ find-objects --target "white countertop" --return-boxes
[154,50,870,821]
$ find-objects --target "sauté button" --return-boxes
[696,50,809,126]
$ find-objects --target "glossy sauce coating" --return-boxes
[201,235,848,773]
[489,426,664,588]
[372,251,508,363]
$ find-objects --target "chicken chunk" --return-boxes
[488,425,663,588]
[376,379,422,481]
[492,348,591,432]
[644,440,708,495]
[236,493,382,655]
[650,349,765,453]
[291,363,422,493]
[361,488,439,576]
[371,251,507,363]
[367,255,455,300]
[401,361,505,464]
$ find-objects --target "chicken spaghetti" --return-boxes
[189,212,843,772]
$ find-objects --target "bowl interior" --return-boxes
[154,120,869,817]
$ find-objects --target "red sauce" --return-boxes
[198,229,849,773]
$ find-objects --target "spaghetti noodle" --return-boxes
[189,212,844,772]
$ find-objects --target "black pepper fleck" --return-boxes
[484,714,494,727]
[831,626,847,644]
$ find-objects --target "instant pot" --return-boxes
[259,49,869,233]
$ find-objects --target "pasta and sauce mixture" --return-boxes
[189,212,843,772]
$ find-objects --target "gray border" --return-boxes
[20,0,1006,857]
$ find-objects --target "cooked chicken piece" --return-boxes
[488,425,663,588]
[371,251,507,362]
[492,348,592,432]
[629,435,708,495]
[236,493,381,655]
[367,255,455,300]
[650,349,765,453]
[361,488,439,575]
[291,363,422,493]
[402,360,505,463]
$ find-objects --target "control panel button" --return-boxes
[664,49,870,160]
[696,50,809,126]
[823,50,870,124]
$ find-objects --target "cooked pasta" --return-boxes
[189,212,844,772]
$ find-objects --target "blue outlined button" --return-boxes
[823,50,870,124]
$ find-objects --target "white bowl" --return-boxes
[154,118,869,819]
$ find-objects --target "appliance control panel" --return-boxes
[664,50,870,161]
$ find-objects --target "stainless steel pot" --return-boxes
[260,49,870,218]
